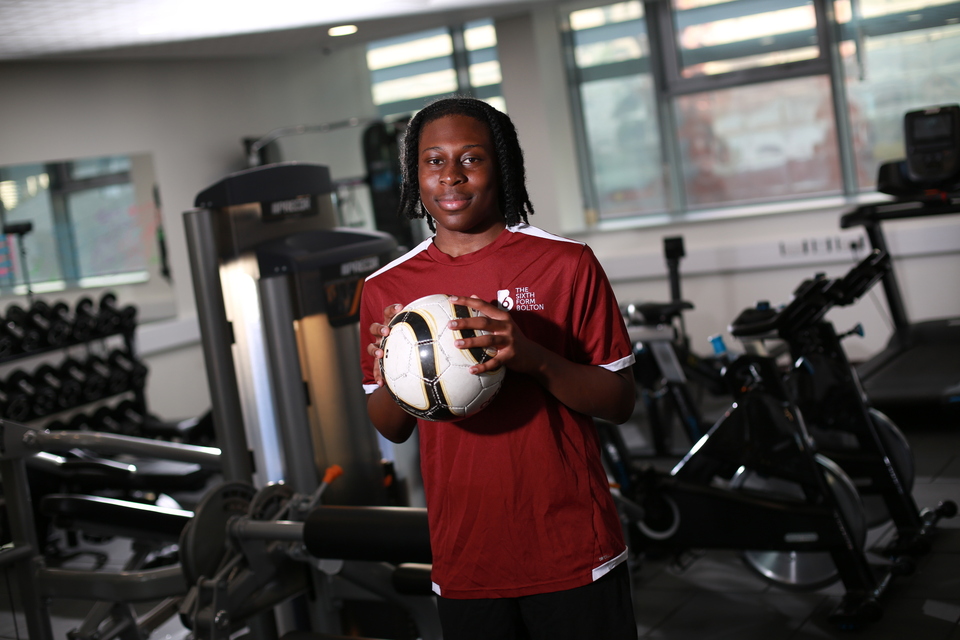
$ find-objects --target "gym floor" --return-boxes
[1,404,958,640]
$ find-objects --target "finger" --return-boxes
[448,294,501,315]
[382,303,403,322]
[468,353,505,375]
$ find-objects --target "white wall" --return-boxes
[0,47,378,419]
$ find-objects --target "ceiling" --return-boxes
[0,0,562,61]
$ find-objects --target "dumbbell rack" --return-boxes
[0,293,149,437]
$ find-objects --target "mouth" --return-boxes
[435,194,472,211]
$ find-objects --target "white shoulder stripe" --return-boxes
[366,237,434,281]
[508,223,584,246]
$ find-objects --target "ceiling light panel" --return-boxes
[0,0,548,60]
[0,0,425,59]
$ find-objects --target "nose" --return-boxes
[439,162,465,185]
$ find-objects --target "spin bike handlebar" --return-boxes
[730,250,889,339]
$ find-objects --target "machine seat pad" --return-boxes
[303,506,431,564]
[40,493,192,543]
[392,562,433,596]
[729,305,780,337]
[633,301,694,326]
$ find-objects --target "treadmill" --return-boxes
[840,104,960,426]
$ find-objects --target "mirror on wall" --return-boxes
[0,153,176,322]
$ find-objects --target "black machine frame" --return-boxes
[600,251,956,629]
[840,196,960,422]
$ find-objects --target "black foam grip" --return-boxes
[392,563,434,596]
[303,506,431,564]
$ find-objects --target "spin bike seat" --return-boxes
[730,303,780,338]
[627,300,694,326]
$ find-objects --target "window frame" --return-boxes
[367,19,504,120]
[562,0,960,227]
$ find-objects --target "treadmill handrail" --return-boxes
[840,195,960,228]
[838,195,960,331]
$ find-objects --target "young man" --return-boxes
[360,97,639,640]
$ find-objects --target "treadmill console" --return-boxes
[904,104,960,185]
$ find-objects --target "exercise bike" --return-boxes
[622,236,727,455]
[727,249,956,573]
[599,255,956,628]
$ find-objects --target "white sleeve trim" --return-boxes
[601,353,636,372]
[363,383,379,395]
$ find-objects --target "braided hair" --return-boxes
[397,96,534,232]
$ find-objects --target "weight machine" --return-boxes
[0,161,439,640]
[0,421,219,640]
[0,420,440,640]
[184,161,438,638]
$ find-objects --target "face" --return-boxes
[418,114,503,236]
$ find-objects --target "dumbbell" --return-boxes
[7,303,65,350]
[107,349,148,390]
[3,305,41,353]
[92,406,126,434]
[35,363,81,411]
[84,354,126,396]
[2,376,33,422]
[26,370,58,418]
[73,298,100,342]
[4,370,39,421]
[85,355,121,397]
[28,300,72,348]
[60,357,104,403]
[113,400,147,437]
[97,292,137,336]
[0,321,18,358]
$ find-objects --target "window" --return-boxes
[838,0,960,189]
[566,2,669,218]
[675,75,842,208]
[0,154,159,296]
[367,19,505,120]
[562,0,960,223]
[672,0,821,78]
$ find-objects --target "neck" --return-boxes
[433,220,507,257]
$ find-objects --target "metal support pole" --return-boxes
[259,276,319,494]
[28,429,220,468]
[184,208,254,482]
[0,458,54,640]
[862,218,911,331]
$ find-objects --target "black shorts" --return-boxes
[435,562,638,640]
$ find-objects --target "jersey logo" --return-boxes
[498,287,544,312]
